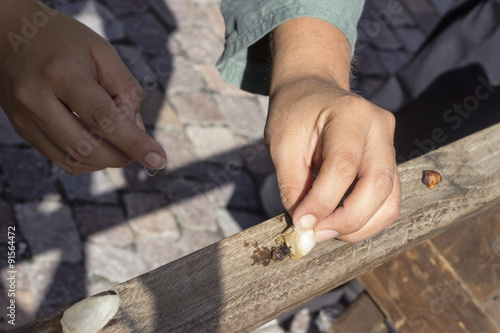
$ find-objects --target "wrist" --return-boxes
[270,17,352,95]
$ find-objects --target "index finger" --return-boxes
[57,74,167,170]
[292,118,368,230]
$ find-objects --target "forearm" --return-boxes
[270,18,352,94]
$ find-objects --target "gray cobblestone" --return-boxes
[59,0,125,42]
[171,91,224,125]
[179,229,221,254]
[393,25,427,52]
[74,204,134,248]
[378,50,412,73]
[185,125,242,165]
[103,0,149,17]
[0,148,55,199]
[58,170,118,204]
[136,236,183,270]
[30,261,86,312]
[157,0,206,28]
[85,242,145,283]
[16,199,82,263]
[166,56,205,93]
[214,95,266,138]
[0,108,25,145]
[172,193,218,232]
[155,127,198,171]
[217,209,262,237]
[124,192,180,239]
[173,28,224,64]
[122,13,169,55]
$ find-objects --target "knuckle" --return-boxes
[90,105,115,132]
[331,151,359,180]
[375,169,395,198]
[41,58,67,82]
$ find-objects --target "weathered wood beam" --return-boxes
[15,121,500,333]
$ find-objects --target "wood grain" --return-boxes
[14,121,500,333]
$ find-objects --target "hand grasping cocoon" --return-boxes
[266,18,401,244]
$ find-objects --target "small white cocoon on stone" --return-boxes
[61,292,120,333]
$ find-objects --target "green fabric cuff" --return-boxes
[216,0,365,95]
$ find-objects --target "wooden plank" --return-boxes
[431,205,500,303]
[14,121,500,333]
[331,292,388,333]
[359,238,499,333]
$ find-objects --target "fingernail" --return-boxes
[298,214,317,230]
[317,229,340,242]
[145,152,166,169]
[136,113,146,131]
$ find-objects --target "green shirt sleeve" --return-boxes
[216,0,365,95]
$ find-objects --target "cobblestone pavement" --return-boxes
[0,0,460,331]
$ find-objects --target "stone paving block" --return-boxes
[0,108,25,145]
[165,56,205,93]
[155,0,206,28]
[0,200,13,239]
[378,50,412,73]
[85,242,145,283]
[393,25,427,52]
[114,44,157,86]
[360,22,403,51]
[198,64,250,96]
[86,279,116,297]
[154,127,198,171]
[413,13,441,35]
[429,0,456,15]
[214,95,266,138]
[355,47,389,76]
[185,125,242,165]
[146,0,177,31]
[178,229,221,255]
[15,199,82,263]
[360,0,414,27]
[148,53,173,90]
[403,0,437,14]
[256,95,270,118]
[0,148,55,199]
[357,76,388,98]
[103,0,149,17]
[124,192,180,239]
[136,236,183,271]
[171,192,218,232]
[0,288,37,329]
[141,87,165,126]
[122,13,169,55]
[58,169,118,204]
[58,0,125,42]
[74,204,134,248]
[217,209,262,237]
[173,28,224,64]
[171,91,224,125]
[201,165,260,210]
[239,140,275,175]
[155,100,182,128]
[200,4,226,37]
[30,261,86,313]
[1,261,32,292]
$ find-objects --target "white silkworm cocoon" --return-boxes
[61,293,120,333]
[273,226,318,260]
